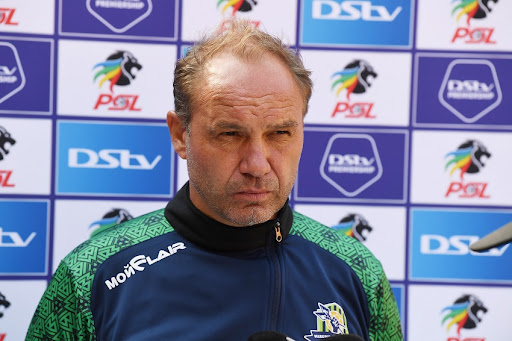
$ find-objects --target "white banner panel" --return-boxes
[411,130,511,206]
[416,0,512,51]
[0,280,46,340]
[57,39,176,119]
[0,118,52,194]
[294,204,406,280]
[53,199,168,271]
[0,0,54,35]
[408,284,512,340]
[302,50,411,127]
[181,0,297,45]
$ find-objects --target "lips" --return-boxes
[234,190,271,201]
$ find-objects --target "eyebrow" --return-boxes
[211,119,299,132]
[268,120,299,130]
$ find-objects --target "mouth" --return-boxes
[234,190,271,201]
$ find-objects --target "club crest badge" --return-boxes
[305,302,349,340]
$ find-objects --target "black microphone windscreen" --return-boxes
[324,334,365,341]
[246,331,291,341]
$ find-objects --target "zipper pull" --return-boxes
[274,221,282,243]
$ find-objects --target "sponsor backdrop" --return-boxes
[0,0,510,339]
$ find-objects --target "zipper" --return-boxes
[274,221,282,243]
[269,219,283,331]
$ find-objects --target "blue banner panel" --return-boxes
[60,0,177,40]
[0,200,49,275]
[295,128,407,203]
[414,54,512,128]
[0,39,52,114]
[410,208,512,283]
[391,285,404,329]
[300,0,412,47]
[56,121,173,196]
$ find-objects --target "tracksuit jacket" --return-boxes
[26,183,403,341]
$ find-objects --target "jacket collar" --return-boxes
[164,182,293,252]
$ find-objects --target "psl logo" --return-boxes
[332,213,372,242]
[451,0,498,44]
[441,294,487,341]
[444,140,491,198]
[89,208,133,238]
[0,291,10,318]
[93,50,142,111]
[217,0,260,28]
[86,0,152,33]
[0,126,15,188]
[0,8,18,25]
[331,60,377,119]
[305,302,349,340]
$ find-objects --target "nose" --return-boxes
[239,138,271,178]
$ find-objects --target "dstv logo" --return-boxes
[57,122,172,196]
[421,234,509,256]
[328,154,375,173]
[447,80,495,100]
[68,148,161,170]
[312,0,402,22]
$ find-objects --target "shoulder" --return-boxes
[61,208,173,275]
[290,210,384,283]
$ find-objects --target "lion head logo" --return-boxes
[93,51,142,92]
[89,208,134,238]
[217,0,258,16]
[0,291,10,318]
[0,126,15,162]
[452,0,498,25]
[445,140,491,180]
[332,214,373,242]
[442,294,488,336]
[331,60,377,100]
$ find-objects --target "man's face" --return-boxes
[180,53,304,227]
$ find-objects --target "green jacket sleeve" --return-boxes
[368,272,403,341]
[25,261,96,341]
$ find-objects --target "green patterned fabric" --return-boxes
[290,211,403,341]
[25,209,173,341]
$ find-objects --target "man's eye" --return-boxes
[220,131,237,136]
[275,130,290,135]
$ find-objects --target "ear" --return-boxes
[166,111,187,159]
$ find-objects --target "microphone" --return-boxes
[470,221,512,252]
[246,331,364,341]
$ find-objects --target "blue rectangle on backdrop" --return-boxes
[60,0,178,40]
[301,0,412,47]
[57,121,173,196]
[0,200,49,275]
[0,39,52,114]
[295,128,407,202]
[410,208,512,283]
[414,54,512,128]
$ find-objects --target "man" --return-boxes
[26,21,402,341]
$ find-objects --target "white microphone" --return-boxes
[470,221,512,252]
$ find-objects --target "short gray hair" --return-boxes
[173,19,313,126]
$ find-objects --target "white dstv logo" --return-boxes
[312,0,402,22]
[0,227,36,247]
[68,148,161,170]
[420,234,509,256]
